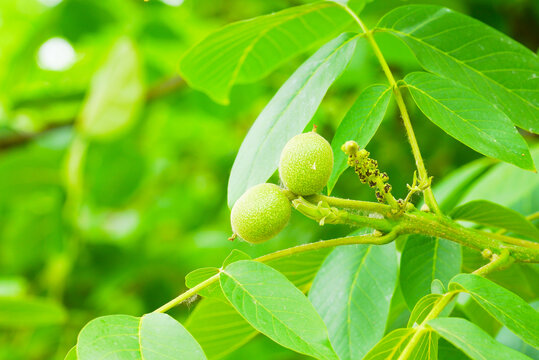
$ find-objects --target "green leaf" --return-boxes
[264,247,332,292]
[438,339,469,360]
[407,293,454,328]
[431,158,492,212]
[496,301,539,358]
[80,38,144,140]
[403,72,533,170]
[139,313,207,360]
[220,260,338,360]
[185,267,224,300]
[450,200,539,240]
[308,243,398,359]
[409,331,439,360]
[328,84,392,194]
[407,294,441,328]
[77,313,207,360]
[430,279,446,295]
[400,235,461,309]
[0,297,66,327]
[377,5,539,134]
[363,328,415,360]
[450,273,539,348]
[428,317,532,360]
[459,294,501,337]
[460,146,539,209]
[64,346,77,360]
[222,249,251,268]
[227,32,359,207]
[179,2,352,104]
[185,298,257,360]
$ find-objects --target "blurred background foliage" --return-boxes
[0,0,537,359]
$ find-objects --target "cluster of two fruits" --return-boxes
[231,131,333,244]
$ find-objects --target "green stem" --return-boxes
[307,194,391,215]
[399,291,460,360]
[473,249,513,276]
[526,211,539,223]
[340,5,441,216]
[294,194,539,263]
[153,230,399,313]
[153,273,220,313]
[154,195,539,313]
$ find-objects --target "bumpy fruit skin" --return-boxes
[231,183,291,244]
[279,132,333,196]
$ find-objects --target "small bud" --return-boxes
[481,249,493,259]
[342,141,359,155]
[420,203,430,212]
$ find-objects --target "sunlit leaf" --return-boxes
[328,84,392,193]
[496,301,539,358]
[227,32,359,207]
[220,260,338,360]
[404,72,533,170]
[309,243,398,359]
[377,5,539,133]
[77,313,206,360]
[428,317,532,360]
[400,235,461,309]
[407,294,441,328]
[450,200,539,240]
[407,293,454,328]
[363,328,414,360]
[450,273,539,348]
[179,2,352,104]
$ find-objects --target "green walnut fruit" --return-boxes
[279,132,333,196]
[231,183,291,244]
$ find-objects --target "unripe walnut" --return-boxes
[279,132,333,196]
[231,183,291,244]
